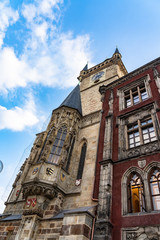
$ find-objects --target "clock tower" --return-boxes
[78,48,127,116]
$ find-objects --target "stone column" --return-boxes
[93,161,113,240]
[15,215,40,240]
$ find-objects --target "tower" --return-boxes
[0,49,127,239]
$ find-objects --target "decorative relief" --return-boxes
[138,159,146,168]
[32,168,39,175]
[75,179,81,186]
[46,168,54,175]
[124,226,160,240]
[81,111,101,128]
[22,183,57,200]
[60,173,66,182]
[25,198,37,209]
[125,142,160,159]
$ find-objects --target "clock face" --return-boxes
[92,71,104,82]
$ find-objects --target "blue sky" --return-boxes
[0,0,160,212]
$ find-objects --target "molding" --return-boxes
[99,57,160,94]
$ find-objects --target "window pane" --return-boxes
[141,91,148,100]
[134,132,139,136]
[130,144,134,148]
[151,137,156,141]
[150,182,159,195]
[143,133,149,140]
[135,136,140,142]
[150,132,155,137]
[152,196,160,210]
[129,133,133,138]
[149,127,154,132]
[133,95,140,104]
[144,139,150,144]
[135,142,140,146]
[129,173,145,213]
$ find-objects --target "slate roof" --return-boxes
[0,214,21,221]
[59,84,82,115]
[82,63,88,71]
[51,206,95,219]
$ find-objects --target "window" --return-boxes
[63,134,76,172]
[77,143,87,180]
[149,168,160,210]
[128,173,145,213]
[128,117,156,148]
[48,126,67,164]
[124,82,148,108]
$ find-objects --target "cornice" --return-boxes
[99,57,160,94]
[78,56,127,81]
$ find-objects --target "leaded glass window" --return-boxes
[48,126,67,164]
[150,168,160,210]
[127,117,156,148]
[124,82,148,108]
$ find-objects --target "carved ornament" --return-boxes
[22,182,57,200]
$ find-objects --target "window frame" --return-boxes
[76,142,87,181]
[127,172,146,213]
[117,75,151,111]
[127,116,157,149]
[149,167,160,211]
[48,125,67,164]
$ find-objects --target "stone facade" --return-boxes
[0,50,126,239]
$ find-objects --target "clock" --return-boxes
[92,71,104,82]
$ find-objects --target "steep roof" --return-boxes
[59,84,82,115]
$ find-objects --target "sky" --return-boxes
[0,0,160,213]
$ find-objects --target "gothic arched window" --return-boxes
[64,134,76,172]
[77,142,87,180]
[48,126,67,164]
[149,168,160,210]
[128,172,146,213]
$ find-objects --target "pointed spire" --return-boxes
[114,47,120,54]
[113,47,122,58]
[82,63,88,71]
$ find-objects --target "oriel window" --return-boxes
[124,82,148,108]
[48,126,67,164]
[150,168,160,210]
[128,173,146,213]
[127,117,156,149]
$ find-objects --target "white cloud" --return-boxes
[0,0,19,48]
[0,93,38,131]
[0,0,93,131]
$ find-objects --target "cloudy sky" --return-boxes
[0,0,160,212]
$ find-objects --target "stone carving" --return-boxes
[126,232,137,239]
[138,159,146,168]
[123,142,160,160]
[124,226,160,240]
[12,172,22,188]
[22,183,57,200]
